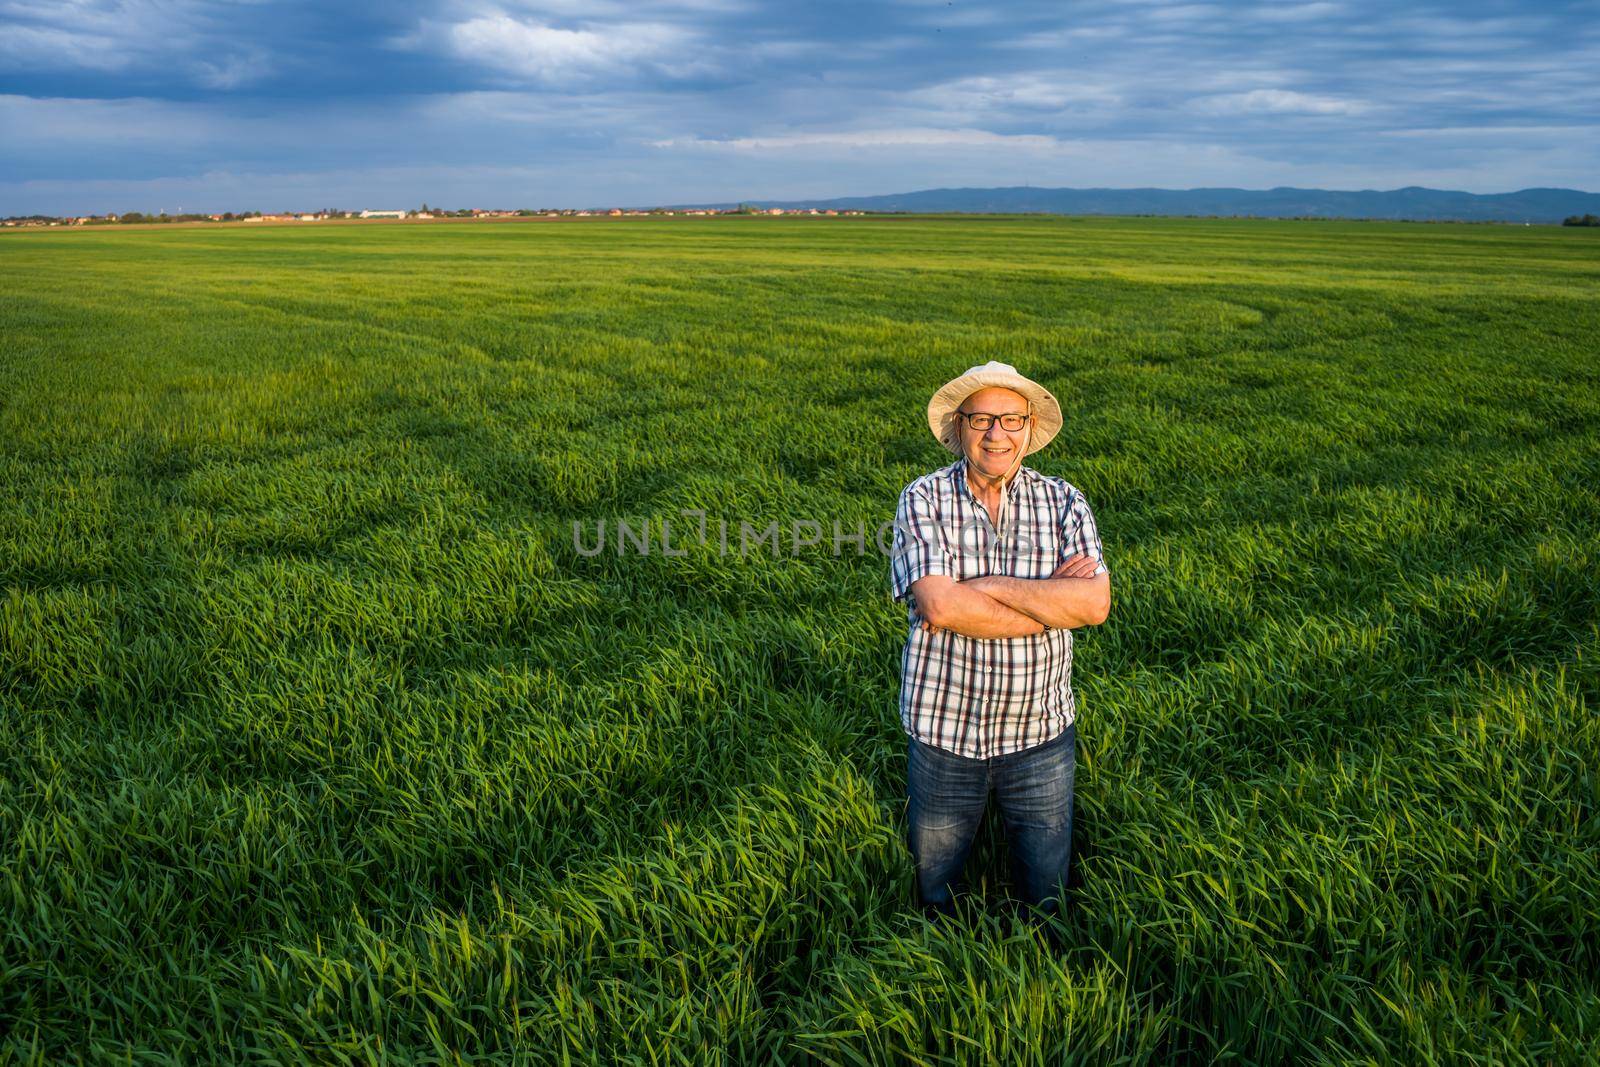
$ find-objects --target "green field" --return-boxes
[2,216,1597,1063]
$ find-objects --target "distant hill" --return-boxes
[670,186,1600,223]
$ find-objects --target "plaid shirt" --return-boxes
[889,457,1108,759]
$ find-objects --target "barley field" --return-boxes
[1,215,1597,1063]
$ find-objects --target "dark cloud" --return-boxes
[2,0,1596,213]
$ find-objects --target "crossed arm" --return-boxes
[910,553,1111,639]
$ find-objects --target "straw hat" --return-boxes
[927,361,1063,456]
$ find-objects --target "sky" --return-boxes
[2,0,1597,215]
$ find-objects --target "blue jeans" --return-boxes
[907,722,1076,916]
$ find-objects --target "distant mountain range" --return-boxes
[673,186,1600,223]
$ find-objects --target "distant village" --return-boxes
[1,205,869,228]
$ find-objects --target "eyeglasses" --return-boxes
[958,412,1029,431]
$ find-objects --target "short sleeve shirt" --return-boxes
[888,458,1107,759]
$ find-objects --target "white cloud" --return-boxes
[1377,124,1600,140]
[416,89,671,130]
[903,75,1122,114]
[652,127,1068,151]
[1140,3,1225,23]
[193,51,273,90]
[495,0,750,14]
[416,11,706,88]
[1358,14,1554,40]
[1005,26,1127,49]
[1251,2,1345,22]
[1189,89,1373,116]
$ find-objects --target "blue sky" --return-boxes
[3,0,1597,214]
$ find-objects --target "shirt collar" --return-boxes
[952,455,1033,502]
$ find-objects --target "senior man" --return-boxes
[889,361,1110,923]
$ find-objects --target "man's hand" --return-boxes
[955,553,1110,632]
[918,553,1107,635]
[911,573,1048,639]
[1051,552,1101,580]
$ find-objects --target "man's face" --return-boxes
[958,386,1030,481]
